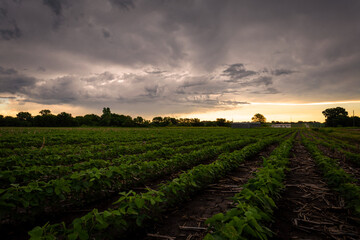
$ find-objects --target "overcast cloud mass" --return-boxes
[0,0,359,117]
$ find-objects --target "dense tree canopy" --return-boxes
[251,113,266,123]
[322,107,348,127]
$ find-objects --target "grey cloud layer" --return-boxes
[0,0,359,114]
[0,64,271,113]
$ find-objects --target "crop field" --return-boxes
[0,127,359,240]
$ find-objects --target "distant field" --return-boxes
[0,127,359,239]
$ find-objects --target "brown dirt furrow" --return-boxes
[141,144,278,240]
[270,138,360,240]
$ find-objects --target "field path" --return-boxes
[142,144,278,240]
[270,137,360,239]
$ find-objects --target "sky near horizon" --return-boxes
[0,0,360,122]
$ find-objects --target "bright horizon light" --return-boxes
[250,100,360,106]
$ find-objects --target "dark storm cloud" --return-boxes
[0,7,7,18]
[42,0,63,16]
[0,0,359,114]
[0,66,37,94]
[102,29,110,38]
[248,76,272,87]
[272,69,296,76]
[0,66,18,75]
[0,20,21,40]
[109,0,134,10]
[222,64,257,82]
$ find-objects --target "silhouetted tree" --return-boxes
[39,109,51,116]
[16,112,32,126]
[322,107,348,127]
[251,113,266,123]
[101,107,112,126]
[152,116,163,126]
[57,112,75,127]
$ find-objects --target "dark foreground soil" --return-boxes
[141,144,278,240]
[270,137,360,240]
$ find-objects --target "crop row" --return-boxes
[29,135,283,239]
[1,137,258,222]
[0,127,277,150]
[1,128,283,169]
[0,136,235,187]
[307,131,360,167]
[301,132,360,217]
[0,128,173,148]
[312,129,360,153]
[0,135,231,170]
[204,133,295,240]
[316,128,360,145]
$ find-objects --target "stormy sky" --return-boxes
[1,0,360,121]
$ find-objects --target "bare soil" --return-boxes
[270,137,360,240]
[140,144,278,240]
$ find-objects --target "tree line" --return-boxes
[0,107,232,127]
[322,107,360,127]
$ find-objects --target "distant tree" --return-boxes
[152,116,163,126]
[100,107,112,126]
[322,107,348,119]
[252,113,266,123]
[79,114,101,126]
[57,112,75,127]
[34,110,57,126]
[216,118,226,126]
[322,107,348,127]
[17,112,32,121]
[16,112,33,126]
[39,109,51,116]
[134,116,144,124]
[3,116,18,126]
[191,118,203,126]
[178,118,191,126]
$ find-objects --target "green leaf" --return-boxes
[68,232,78,240]
[78,230,89,240]
[54,187,61,196]
[135,198,145,209]
[28,226,43,240]
[103,210,112,218]
[127,207,138,215]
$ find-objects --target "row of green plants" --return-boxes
[301,133,360,217]
[204,133,295,240]
[0,128,281,168]
[0,130,284,183]
[0,133,162,157]
[0,138,258,222]
[28,135,283,239]
[0,127,286,150]
[313,129,359,152]
[0,136,234,187]
[316,128,360,145]
[0,128,162,148]
[307,131,360,167]
[0,136,214,170]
